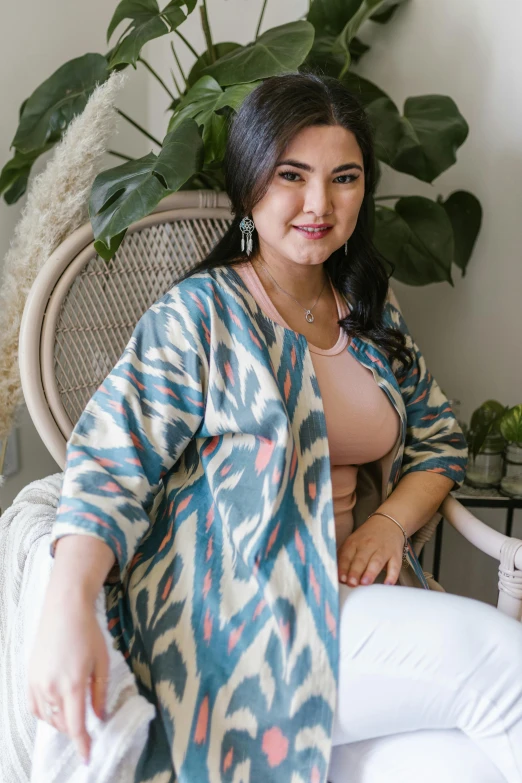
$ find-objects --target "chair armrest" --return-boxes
[441,495,522,620]
[441,495,522,568]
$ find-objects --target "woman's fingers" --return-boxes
[348,551,384,586]
[337,540,357,584]
[384,556,402,586]
[62,678,91,764]
[90,670,109,721]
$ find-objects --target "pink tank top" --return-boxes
[234,262,400,550]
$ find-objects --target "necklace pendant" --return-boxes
[305,310,314,324]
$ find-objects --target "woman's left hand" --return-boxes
[337,515,405,587]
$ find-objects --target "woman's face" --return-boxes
[250,124,365,268]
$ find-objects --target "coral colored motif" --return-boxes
[310,765,321,783]
[294,528,306,564]
[262,727,289,767]
[223,747,234,773]
[161,575,173,601]
[228,621,246,654]
[255,436,275,474]
[284,369,291,401]
[194,695,209,744]
[52,267,467,782]
[265,521,280,556]
[203,568,212,599]
[203,608,213,642]
[309,564,321,604]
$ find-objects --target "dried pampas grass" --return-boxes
[0,71,127,471]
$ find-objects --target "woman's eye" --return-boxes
[278,171,359,184]
[334,175,358,184]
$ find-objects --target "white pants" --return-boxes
[327,584,522,783]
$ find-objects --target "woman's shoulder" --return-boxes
[142,262,248,325]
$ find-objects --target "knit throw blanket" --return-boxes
[0,473,155,782]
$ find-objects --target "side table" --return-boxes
[423,485,522,582]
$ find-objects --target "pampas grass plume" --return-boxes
[0,72,127,455]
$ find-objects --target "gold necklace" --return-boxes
[256,259,327,324]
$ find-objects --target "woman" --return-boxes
[28,74,522,783]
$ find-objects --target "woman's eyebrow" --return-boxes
[276,158,363,173]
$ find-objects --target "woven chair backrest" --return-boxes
[19,191,233,468]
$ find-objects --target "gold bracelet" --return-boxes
[366,511,410,565]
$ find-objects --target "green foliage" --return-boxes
[107,0,196,67]
[167,77,261,165]
[0,54,109,200]
[1,0,483,285]
[500,405,522,445]
[200,22,315,86]
[374,197,455,285]
[469,400,508,457]
[90,119,203,259]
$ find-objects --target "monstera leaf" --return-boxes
[365,94,469,183]
[374,197,455,285]
[338,0,409,39]
[314,0,408,76]
[187,43,242,87]
[200,22,315,86]
[90,119,203,259]
[439,191,482,276]
[168,76,260,164]
[107,0,197,67]
[371,0,407,23]
[12,54,109,154]
[307,0,364,36]
[0,144,54,203]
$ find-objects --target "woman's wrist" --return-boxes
[366,511,409,564]
[52,534,116,604]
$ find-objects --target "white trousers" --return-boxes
[327,584,522,783]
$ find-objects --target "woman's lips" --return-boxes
[292,226,333,240]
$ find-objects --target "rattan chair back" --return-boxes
[19,190,233,468]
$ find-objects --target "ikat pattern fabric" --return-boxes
[52,265,467,782]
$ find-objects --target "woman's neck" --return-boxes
[249,252,328,304]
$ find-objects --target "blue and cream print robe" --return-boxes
[52,264,468,783]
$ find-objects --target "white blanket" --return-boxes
[0,473,155,783]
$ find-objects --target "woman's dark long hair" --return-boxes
[182,72,411,368]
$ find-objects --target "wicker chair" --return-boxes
[18,190,522,621]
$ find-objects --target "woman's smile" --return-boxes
[292,224,333,239]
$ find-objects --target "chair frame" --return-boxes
[19,190,232,468]
[18,191,522,620]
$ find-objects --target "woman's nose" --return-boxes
[302,182,333,218]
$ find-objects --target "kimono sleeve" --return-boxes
[51,282,209,580]
[385,289,468,488]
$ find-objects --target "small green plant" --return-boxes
[468,400,522,457]
[1,0,482,281]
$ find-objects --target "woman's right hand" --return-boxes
[28,586,110,764]
[27,535,116,764]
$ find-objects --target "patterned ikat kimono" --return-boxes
[52,264,468,782]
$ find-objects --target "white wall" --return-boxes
[1,0,520,602]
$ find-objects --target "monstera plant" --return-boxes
[0,0,482,285]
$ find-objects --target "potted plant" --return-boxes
[466,401,522,497]
[499,405,522,498]
[1,0,482,278]
[466,400,508,489]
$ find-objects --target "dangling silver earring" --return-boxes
[239,217,255,256]
[344,240,348,256]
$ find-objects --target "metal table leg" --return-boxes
[433,518,444,583]
[506,506,514,538]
